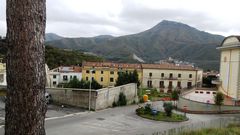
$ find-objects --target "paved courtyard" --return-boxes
[0,101,239,135]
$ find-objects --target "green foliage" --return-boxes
[171,90,179,101]
[144,103,152,114]
[179,124,240,135]
[115,70,140,87]
[45,45,103,69]
[117,92,127,106]
[64,78,102,89]
[136,107,145,115]
[163,102,173,117]
[214,91,224,106]
[112,101,117,107]
[202,75,217,88]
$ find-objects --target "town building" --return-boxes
[142,63,203,93]
[82,62,142,87]
[48,66,82,88]
[0,61,6,86]
[215,36,240,101]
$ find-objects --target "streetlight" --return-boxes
[89,69,93,111]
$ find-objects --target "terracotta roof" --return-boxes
[142,63,198,71]
[82,62,142,69]
[83,62,200,71]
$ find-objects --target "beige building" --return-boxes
[215,36,240,100]
[142,63,202,93]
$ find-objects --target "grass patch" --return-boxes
[179,123,240,135]
[138,88,170,100]
[137,109,187,122]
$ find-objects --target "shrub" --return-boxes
[144,103,152,114]
[136,107,145,115]
[163,102,173,117]
[117,92,127,106]
[112,101,117,107]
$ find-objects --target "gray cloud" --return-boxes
[0,0,240,37]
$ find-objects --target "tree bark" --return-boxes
[5,0,46,135]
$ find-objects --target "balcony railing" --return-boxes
[162,77,178,80]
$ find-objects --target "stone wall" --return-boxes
[178,96,240,113]
[95,83,138,110]
[46,83,138,110]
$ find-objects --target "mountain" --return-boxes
[45,33,63,41]
[47,20,225,70]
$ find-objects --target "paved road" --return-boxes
[0,101,239,135]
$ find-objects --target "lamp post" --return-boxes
[89,69,93,111]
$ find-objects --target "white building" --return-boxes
[0,62,6,86]
[215,36,240,101]
[48,66,82,88]
[142,63,203,93]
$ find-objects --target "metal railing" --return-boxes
[136,117,240,135]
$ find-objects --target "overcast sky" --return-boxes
[1,0,240,37]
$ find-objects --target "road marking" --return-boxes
[45,111,92,121]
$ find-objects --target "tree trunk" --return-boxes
[5,0,46,135]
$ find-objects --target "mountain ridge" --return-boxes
[47,20,225,70]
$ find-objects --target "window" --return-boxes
[168,81,173,88]
[110,71,114,74]
[86,77,88,81]
[161,73,164,77]
[147,80,152,88]
[101,71,104,74]
[149,72,152,77]
[169,73,173,78]
[92,77,94,81]
[187,82,192,88]
[189,74,192,78]
[53,81,56,85]
[70,76,72,79]
[92,70,95,74]
[73,76,77,79]
[159,81,164,88]
[101,77,103,82]
[177,81,181,88]
[53,75,56,79]
[86,70,90,73]
[110,78,114,82]
[63,75,68,81]
[178,74,181,78]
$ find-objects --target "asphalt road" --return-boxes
[0,101,239,135]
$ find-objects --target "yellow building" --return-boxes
[82,62,142,87]
[142,63,202,93]
[215,36,240,100]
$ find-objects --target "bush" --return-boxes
[112,101,117,107]
[163,102,173,117]
[136,107,145,115]
[117,92,127,106]
[144,103,152,114]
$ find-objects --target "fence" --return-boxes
[136,117,240,135]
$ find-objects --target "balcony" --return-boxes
[162,77,178,80]
[212,79,222,85]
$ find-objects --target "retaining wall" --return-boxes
[47,83,138,110]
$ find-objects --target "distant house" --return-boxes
[82,62,142,87]
[0,61,6,86]
[215,36,240,102]
[48,66,82,88]
[142,63,202,93]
